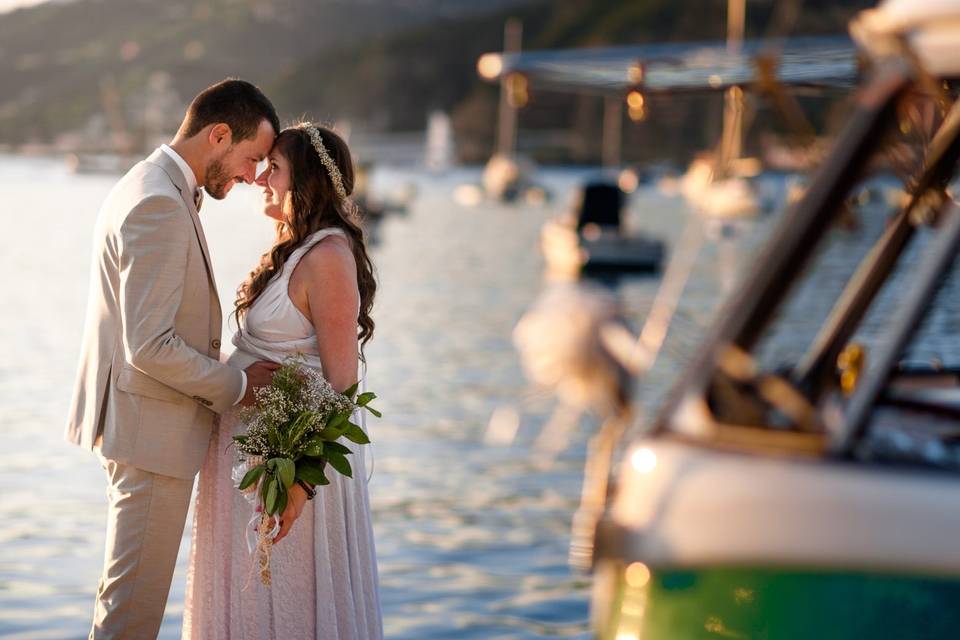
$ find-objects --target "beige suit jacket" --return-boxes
[65,148,244,479]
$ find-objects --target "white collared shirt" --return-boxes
[160,144,199,200]
[159,144,247,405]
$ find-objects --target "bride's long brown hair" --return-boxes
[234,124,376,353]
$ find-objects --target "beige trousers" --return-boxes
[90,450,194,639]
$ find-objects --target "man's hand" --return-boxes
[273,484,309,544]
[240,360,280,406]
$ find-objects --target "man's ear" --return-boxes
[208,123,233,147]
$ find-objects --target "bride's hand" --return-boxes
[273,484,309,544]
[241,361,282,406]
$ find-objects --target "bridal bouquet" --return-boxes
[231,355,379,585]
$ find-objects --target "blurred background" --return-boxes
[0,1,888,639]
[0,0,872,163]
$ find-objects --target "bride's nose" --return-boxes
[255,167,269,187]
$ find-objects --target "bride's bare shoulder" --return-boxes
[296,233,356,285]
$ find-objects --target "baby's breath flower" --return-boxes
[233,355,359,461]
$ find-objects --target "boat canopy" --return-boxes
[478,36,859,94]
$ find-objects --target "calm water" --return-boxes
[0,156,607,640]
[1,154,958,639]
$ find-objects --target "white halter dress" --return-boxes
[183,228,383,639]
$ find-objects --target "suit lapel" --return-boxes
[146,149,220,305]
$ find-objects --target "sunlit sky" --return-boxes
[0,0,52,14]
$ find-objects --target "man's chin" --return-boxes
[206,181,233,200]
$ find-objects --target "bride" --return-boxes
[183,123,383,639]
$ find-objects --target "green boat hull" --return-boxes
[602,566,960,639]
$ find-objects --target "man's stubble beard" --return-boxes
[204,152,233,200]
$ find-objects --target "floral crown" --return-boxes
[297,123,347,200]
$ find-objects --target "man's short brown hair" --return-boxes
[178,78,280,142]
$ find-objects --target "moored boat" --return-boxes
[587,1,960,636]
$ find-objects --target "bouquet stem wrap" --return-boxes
[255,513,276,587]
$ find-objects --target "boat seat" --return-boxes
[576,182,623,233]
[851,0,960,79]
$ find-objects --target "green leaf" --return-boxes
[260,470,272,505]
[319,420,349,440]
[356,391,376,406]
[287,412,315,447]
[297,458,329,486]
[233,435,249,446]
[343,381,359,399]
[325,441,353,456]
[267,428,282,451]
[326,412,349,429]
[305,438,325,457]
[343,424,371,445]
[276,489,288,516]
[238,464,266,490]
[365,405,382,418]
[326,451,353,478]
[265,477,279,515]
[273,458,296,489]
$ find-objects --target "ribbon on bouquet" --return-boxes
[245,508,281,555]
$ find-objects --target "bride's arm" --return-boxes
[290,236,360,391]
[275,236,360,544]
[301,236,361,392]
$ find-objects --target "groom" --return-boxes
[66,79,281,638]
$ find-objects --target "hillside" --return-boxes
[0,0,525,145]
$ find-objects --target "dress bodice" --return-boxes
[228,227,348,371]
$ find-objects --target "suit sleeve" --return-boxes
[117,194,243,413]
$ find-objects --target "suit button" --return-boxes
[211,339,221,349]
[192,395,213,407]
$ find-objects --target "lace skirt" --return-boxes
[182,408,383,640]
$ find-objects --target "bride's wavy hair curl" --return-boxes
[233,123,377,354]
